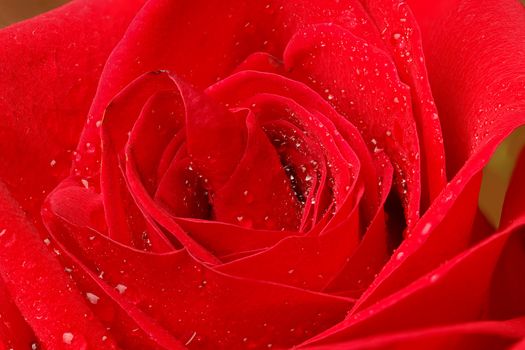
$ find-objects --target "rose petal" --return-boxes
[284,23,421,227]
[46,226,187,349]
[302,213,525,346]
[302,317,525,349]
[0,277,37,349]
[216,187,362,291]
[207,70,381,224]
[352,0,525,309]
[408,0,525,176]
[100,72,220,262]
[44,211,353,349]
[324,152,394,297]
[0,181,116,349]
[362,0,447,208]
[0,0,145,216]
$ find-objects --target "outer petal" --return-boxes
[352,0,525,311]
[0,277,36,349]
[303,318,525,349]
[42,204,354,349]
[0,0,146,216]
[0,181,117,349]
[301,213,525,347]
[407,0,525,176]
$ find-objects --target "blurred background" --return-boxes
[0,0,67,28]
[1,0,524,228]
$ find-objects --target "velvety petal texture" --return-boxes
[0,0,524,349]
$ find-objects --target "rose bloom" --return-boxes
[0,0,525,349]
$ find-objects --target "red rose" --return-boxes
[1,0,525,348]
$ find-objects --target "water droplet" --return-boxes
[392,33,401,40]
[115,284,127,294]
[63,332,74,344]
[86,292,100,304]
[185,331,197,346]
[0,229,6,237]
[74,152,82,162]
[86,143,95,154]
[395,251,405,260]
[430,274,439,283]
[50,159,57,167]
[43,238,51,245]
[80,179,89,189]
[421,223,432,235]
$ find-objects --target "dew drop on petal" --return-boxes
[63,332,74,345]
[421,223,432,235]
[86,292,100,304]
[185,331,197,346]
[85,143,95,154]
[115,284,127,294]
